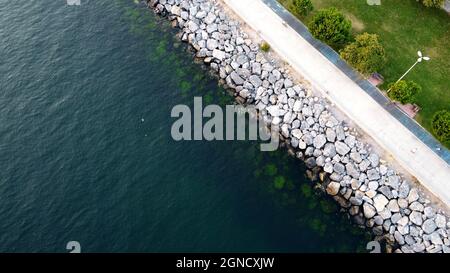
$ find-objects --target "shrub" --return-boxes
[293,0,314,16]
[308,8,352,48]
[388,80,421,104]
[419,0,444,8]
[260,42,271,52]
[432,110,450,142]
[340,33,386,75]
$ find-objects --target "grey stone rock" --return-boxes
[398,182,410,199]
[397,216,409,227]
[188,21,199,32]
[335,141,350,156]
[398,198,408,209]
[351,179,361,190]
[368,153,380,167]
[413,243,425,253]
[350,152,362,164]
[195,10,207,19]
[363,203,377,219]
[350,196,363,206]
[324,162,333,174]
[373,194,389,212]
[405,235,416,246]
[325,128,336,142]
[204,12,216,25]
[333,163,345,175]
[368,181,379,191]
[236,54,248,65]
[435,214,446,229]
[323,143,336,158]
[443,245,450,253]
[391,213,402,224]
[212,49,226,61]
[383,219,392,232]
[378,186,394,199]
[408,188,419,203]
[395,231,405,245]
[252,62,261,75]
[374,216,384,226]
[349,206,359,216]
[426,244,442,253]
[379,165,388,175]
[206,23,218,33]
[313,134,327,149]
[230,71,244,85]
[430,232,443,245]
[305,157,316,168]
[386,175,400,190]
[387,199,400,213]
[335,125,345,140]
[239,89,251,99]
[284,79,293,88]
[359,160,371,172]
[206,39,218,50]
[249,75,262,88]
[326,182,340,196]
[410,201,424,211]
[345,162,359,179]
[266,105,286,117]
[410,211,423,226]
[424,207,436,219]
[379,208,392,220]
[345,135,356,148]
[291,129,302,139]
[367,169,381,181]
[422,219,437,234]
[373,226,383,236]
[315,155,325,167]
[330,173,342,182]
[261,62,273,72]
[181,11,189,20]
[293,100,302,112]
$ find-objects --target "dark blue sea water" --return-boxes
[0,0,369,252]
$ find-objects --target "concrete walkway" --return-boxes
[223,0,450,205]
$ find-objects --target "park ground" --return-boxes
[279,0,450,148]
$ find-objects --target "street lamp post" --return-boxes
[387,51,430,92]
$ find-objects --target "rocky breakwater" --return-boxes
[146,0,450,253]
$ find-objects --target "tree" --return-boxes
[293,0,314,16]
[419,0,444,8]
[388,80,421,104]
[432,110,450,142]
[340,33,386,75]
[308,8,352,48]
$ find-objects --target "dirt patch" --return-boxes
[344,12,365,33]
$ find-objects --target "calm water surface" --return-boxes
[0,0,369,252]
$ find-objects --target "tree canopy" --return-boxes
[308,8,352,48]
[340,33,386,75]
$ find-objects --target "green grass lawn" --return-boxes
[279,0,450,148]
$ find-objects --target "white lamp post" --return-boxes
[388,51,430,92]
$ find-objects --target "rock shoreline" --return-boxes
[146,0,450,253]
